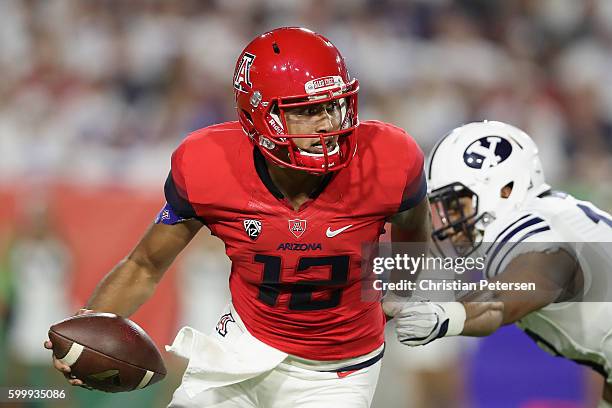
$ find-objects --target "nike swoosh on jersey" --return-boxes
[326,225,353,238]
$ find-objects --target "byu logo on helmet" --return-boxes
[233,52,255,92]
[463,136,513,169]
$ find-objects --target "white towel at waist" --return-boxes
[165,303,287,398]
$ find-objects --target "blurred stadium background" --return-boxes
[0,0,611,407]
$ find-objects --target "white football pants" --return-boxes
[168,359,381,408]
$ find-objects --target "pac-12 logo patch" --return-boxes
[216,312,236,337]
[288,219,307,238]
[233,52,255,92]
[243,219,262,240]
[463,136,513,169]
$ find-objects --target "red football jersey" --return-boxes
[163,120,426,360]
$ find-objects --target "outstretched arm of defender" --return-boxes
[460,248,579,336]
[389,248,577,345]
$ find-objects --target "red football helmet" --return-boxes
[233,27,359,173]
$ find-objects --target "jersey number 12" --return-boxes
[255,254,350,311]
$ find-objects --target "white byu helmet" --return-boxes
[427,120,550,255]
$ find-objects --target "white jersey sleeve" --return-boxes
[482,191,612,382]
[483,213,572,280]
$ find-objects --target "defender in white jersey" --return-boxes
[385,121,612,407]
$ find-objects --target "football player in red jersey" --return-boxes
[46,27,433,407]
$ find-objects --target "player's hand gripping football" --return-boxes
[44,308,94,388]
[383,295,467,346]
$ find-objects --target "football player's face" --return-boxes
[284,100,342,154]
[446,196,476,246]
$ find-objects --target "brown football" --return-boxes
[48,313,166,393]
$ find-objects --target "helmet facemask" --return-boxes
[239,80,359,174]
[429,183,493,258]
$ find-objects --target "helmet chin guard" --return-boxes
[293,142,341,169]
[234,27,359,174]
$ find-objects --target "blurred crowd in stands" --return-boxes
[1,0,611,193]
[1,2,610,406]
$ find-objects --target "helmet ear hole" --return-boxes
[500,182,514,199]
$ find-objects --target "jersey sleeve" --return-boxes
[397,135,427,213]
[155,144,199,225]
[484,214,575,279]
